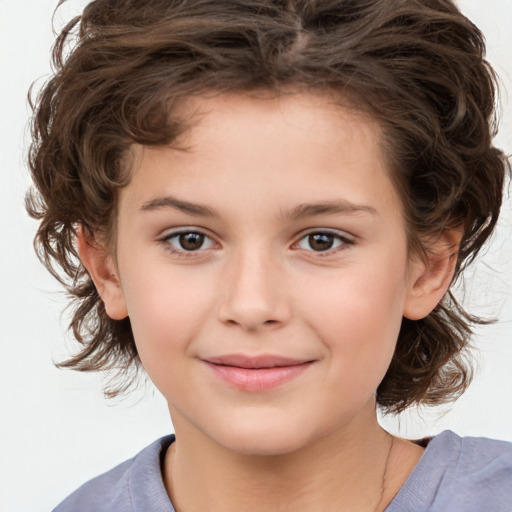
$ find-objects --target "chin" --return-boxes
[206,412,324,457]
[222,432,310,457]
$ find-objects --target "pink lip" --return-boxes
[202,354,314,392]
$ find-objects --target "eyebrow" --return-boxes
[285,200,378,220]
[140,196,216,217]
[140,195,377,219]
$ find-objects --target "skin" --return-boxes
[80,92,458,511]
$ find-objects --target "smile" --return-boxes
[202,354,315,392]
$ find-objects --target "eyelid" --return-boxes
[160,226,212,238]
[292,228,355,253]
[298,227,354,237]
[157,226,354,256]
[158,227,220,254]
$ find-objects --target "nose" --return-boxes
[217,247,291,332]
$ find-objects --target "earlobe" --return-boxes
[403,230,462,321]
[76,229,128,320]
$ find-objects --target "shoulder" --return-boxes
[430,430,512,488]
[52,435,175,512]
[387,430,512,512]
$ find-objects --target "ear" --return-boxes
[403,229,462,320]
[77,229,128,320]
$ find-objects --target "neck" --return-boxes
[164,406,403,512]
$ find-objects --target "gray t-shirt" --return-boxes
[53,430,512,511]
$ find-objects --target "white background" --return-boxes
[0,1,511,511]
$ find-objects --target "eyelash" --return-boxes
[294,229,354,256]
[159,228,354,258]
[159,229,218,257]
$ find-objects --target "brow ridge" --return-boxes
[140,195,377,220]
[140,196,216,217]
[285,200,377,220]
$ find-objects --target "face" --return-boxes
[108,92,423,455]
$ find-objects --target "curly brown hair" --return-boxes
[27,0,508,411]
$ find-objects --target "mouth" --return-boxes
[202,354,315,392]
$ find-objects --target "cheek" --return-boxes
[119,263,215,387]
[298,259,408,388]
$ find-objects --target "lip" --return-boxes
[202,354,314,392]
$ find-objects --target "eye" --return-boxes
[295,231,351,253]
[162,230,217,253]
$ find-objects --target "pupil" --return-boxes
[179,232,204,251]
[309,233,334,251]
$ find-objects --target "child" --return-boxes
[27,0,511,510]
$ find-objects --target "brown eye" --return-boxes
[296,231,350,253]
[178,232,205,251]
[163,230,216,253]
[308,233,334,251]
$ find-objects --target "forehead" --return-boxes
[123,91,401,225]
[169,90,380,150]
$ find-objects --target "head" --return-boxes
[28,0,507,418]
